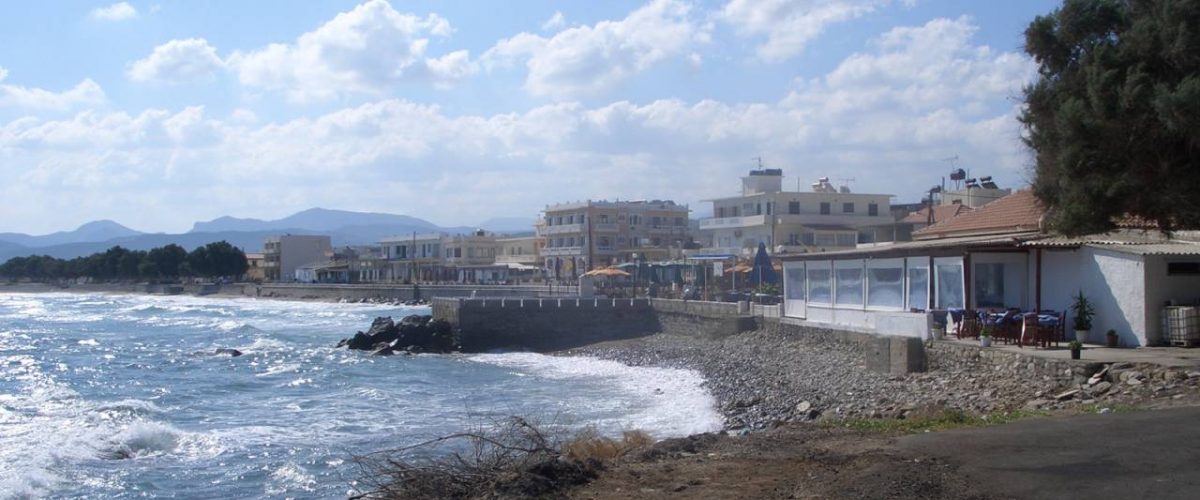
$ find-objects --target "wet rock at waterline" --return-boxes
[338,315,457,354]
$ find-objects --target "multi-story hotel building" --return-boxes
[262,235,333,282]
[697,169,897,256]
[378,232,445,283]
[539,200,691,279]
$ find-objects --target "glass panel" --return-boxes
[785,265,805,300]
[936,263,964,309]
[974,263,1005,308]
[835,267,864,306]
[867,267,904,308]
[807,267,831,304]
[907,267,929,311]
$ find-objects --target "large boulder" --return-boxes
[339,315,458,353]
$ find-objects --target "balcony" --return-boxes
[540,223,585,235]
[593,223,619,232]
[540,246,584,257]
[698,214,768,229]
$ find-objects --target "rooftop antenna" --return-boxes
[942,155,962,189]
[752,156,763,169]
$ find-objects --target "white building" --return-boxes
[263,235,333,282]
[697,169,896,257]
[779,190,1200,347]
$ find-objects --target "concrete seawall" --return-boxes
[433,297,765,352]
[236,283,579,302]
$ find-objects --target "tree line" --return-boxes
[0,241,249,281]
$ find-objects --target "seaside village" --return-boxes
[251,166,1200,350]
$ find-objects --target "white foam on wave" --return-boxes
[266,462,317,495]
[77,339,99,346]
[467,353,723,438]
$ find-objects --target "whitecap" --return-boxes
[77,339,99,346]
[467,353,723,438]
[101,422,181,459]
[266,462,317,495]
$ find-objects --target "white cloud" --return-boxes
[720,0,898,61]
[483,0,707,98]
[0,16,1035,233]
[227,0,473,102]
[91,2,138,22]
[127,38,225,84]
[0,72,106,110]
[541,11,566,31]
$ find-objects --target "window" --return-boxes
[835,264,864,306]
[785,264,805,300]
[802,233,815,246]
[567,215,574,224]
[756,203,762,215]
[816,233,836,246]
[836,234,856,247]
[843,202,854,213]
[600,214,609,223]
[807,265,832,304]
[652,238,662,246]
[675,217,684,226]
[1168,262,1200,275]
[819,202,831,215]
[974,263,1005,308]
[766,202,772,215]
[934,258,964,309]
[454,248,462,258]
[907,261,929,311]
[868,203,879,216]
[732,207,740,216]
[789,201,800,214]
[867,260,904,309]
[716,207,725,218]
[652,216,661,226]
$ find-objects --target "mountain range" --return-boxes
[0,208,536,261]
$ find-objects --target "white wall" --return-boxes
[1083,248,1147,346]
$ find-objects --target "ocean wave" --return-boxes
[92,399,167,416]
[266,462,317,495]
[101,422,182,460]
[467,353,723,437]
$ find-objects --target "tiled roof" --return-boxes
[913,190,1046,240]
[899,203,974,225]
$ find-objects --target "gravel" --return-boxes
[561,328,1200,431]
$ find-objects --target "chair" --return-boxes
[1020,313,1043,348]
[992,310,1021,345]
[956,312,981,340]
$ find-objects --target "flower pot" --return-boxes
[1075,330,1089,343]
[980,336,992,347]
[1106,335,1119,348]
[1070,348,1081,360]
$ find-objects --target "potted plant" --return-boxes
[1105,329,1119,348]
[1071,291,1094,343]
[979,327,993,347]
[1069,340,1083,360]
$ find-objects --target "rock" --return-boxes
[1054,389,1080,401]
[795,401,812,413]
[1187,371,1200,379]
[1119,370,1143,382]
[1086,381,1113,395]
[1126,378,1143,386]
[1024,399,1051,410]
[214,348,243,357]
[372,346,394,356]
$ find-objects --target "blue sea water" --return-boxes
[0,293,721,498]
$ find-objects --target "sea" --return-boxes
[0,292,722,498]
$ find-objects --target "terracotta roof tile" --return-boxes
[913,190,1046,240]
[900,203,974,225]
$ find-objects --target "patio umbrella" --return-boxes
[749,242,779,285]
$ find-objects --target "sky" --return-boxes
[0,0,1061,234]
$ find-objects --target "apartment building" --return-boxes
[539,200,691,279]
[378,232,445,283]
[697,169,895,257]
[262,235,333,282]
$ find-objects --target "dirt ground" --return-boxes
[568,424,999,500]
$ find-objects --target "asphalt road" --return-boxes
[899,406,1200,499]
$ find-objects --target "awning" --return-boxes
[505,263,542,271]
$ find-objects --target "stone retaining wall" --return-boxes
[244,283,578,302]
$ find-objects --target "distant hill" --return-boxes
[0,220,144,248]
[478,216,536,234]
[190,207,440,233]
[0,208,544,261]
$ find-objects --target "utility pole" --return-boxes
[410,231,417,284]
[586,201,595,274]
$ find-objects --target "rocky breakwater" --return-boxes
[336,315,458,355]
